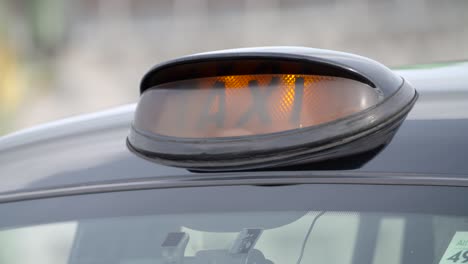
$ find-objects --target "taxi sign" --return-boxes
[127,47,418,171]
[134,74,381,138]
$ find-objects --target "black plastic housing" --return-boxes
[128,47,418,171]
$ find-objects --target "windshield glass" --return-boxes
[0,184,466,264]
[2,211,465,264]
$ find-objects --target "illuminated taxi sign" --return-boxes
[135,74,381,138]
[128,47,417,171]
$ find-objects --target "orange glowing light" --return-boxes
[134,74,380,138]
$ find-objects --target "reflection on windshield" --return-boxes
[0,222,77,264]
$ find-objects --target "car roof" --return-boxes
[0,62,468,198]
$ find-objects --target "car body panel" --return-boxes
[0,61,467,196]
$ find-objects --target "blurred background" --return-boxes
[1,0,467,135]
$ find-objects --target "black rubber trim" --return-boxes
[0,173,467,204]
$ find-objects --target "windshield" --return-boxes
[0,184,466,264]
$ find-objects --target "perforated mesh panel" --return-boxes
[135,74,380,138]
